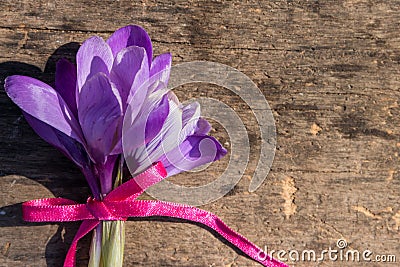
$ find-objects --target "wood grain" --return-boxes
[1,1,399,266]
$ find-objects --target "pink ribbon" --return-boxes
[22,162,287,267]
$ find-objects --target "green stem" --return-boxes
[99,220,125,267]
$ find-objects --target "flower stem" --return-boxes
[88,223,102,267]
[100,220,125,267]
[88,157,125,267]
[88,221,125,267]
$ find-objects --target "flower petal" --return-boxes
[144,92,182,158]
[177,103,212,142]
[106,25,152,67]
[55,58,78,117]
[150,53,172,77]
[110,46,149,108]
[126,92,182,175]
[5,75,83,142]
[194,118,212,135]
[159,135,227,176]
[78,73,122,164]
[24,112,89,169]
[123,91,169,157]
[76,36,113,92]
[149,53,172,93]
[95,155,118,194]
[145,94,170,143]
[178,102,201,143]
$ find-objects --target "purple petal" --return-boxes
[150,53,171,77]
[159,135,228,176]
[111,81,149,156]
[145,94,169,143]
[177,103,212,142]
[24,112,89,169]
[5,75,83,142]
[109,138,123,156]
[182,102,200,125]
[149,53,172,93]
[78,73,122,164]
[126,92,182,175]
[122,75,149,129]
[76,36,113,92]
[110,46,149,108]
[81,166,101,200]
[194,118,212,135]
[94,155,118,194]
[55,58,78,117]
[107,25,152,67]
[123,92,169,156]
[143,92,182,158]
[179,102,201,143]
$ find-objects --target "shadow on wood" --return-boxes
[0,42,88,267]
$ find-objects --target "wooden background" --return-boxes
[1,1,400,266]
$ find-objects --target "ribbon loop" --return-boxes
[85,197,124,221]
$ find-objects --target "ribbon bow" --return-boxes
[22,162,287,267]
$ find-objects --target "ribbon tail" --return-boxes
[126,200,288,267]
[64,219,100,267]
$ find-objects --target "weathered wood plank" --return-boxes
[1,0,400,266]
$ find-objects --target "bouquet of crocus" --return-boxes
[5,25,287,267]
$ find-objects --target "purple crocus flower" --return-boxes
[4,25,227,199]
